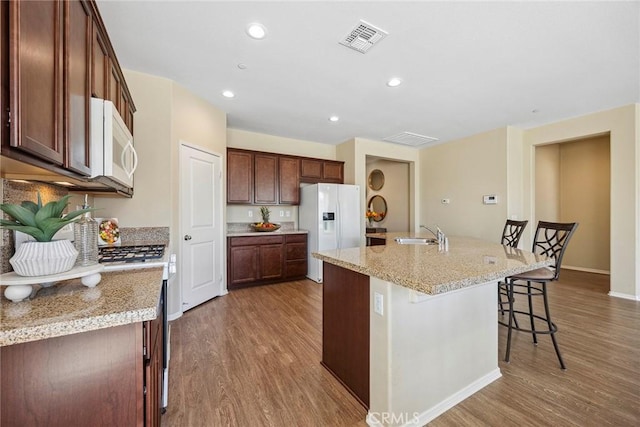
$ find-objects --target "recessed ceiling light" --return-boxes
[328,116,340,122]
[246,23,267,40]
[54,181,74,187]
[222,90,235,98]
[9,179,30,183]
[387,77,402,87]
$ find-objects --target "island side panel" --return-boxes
[369,277,501,426]
[322,262,370,408]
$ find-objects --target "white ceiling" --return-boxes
[96,1,640,147]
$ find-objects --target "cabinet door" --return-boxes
[278,156,300,205]
[228,245,259,285]
[91,21,109,99]
[254,153,278,205]
[227,149,253,204]
[323,160,344,183]
[300,158,323,181]
[258,244,284,280]
[64,0,91,176]
[109,59,121,111]
[9,0,64,164]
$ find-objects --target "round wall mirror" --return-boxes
[368,195,387,222]
[368,169,385,191]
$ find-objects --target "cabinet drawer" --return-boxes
[285,233,307,243]
[285,260,307,278]
[229,235,284,246]
[286,242,307,260]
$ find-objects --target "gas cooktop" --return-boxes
[98,245,166,263]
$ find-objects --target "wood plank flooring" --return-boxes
[163,270,640,426]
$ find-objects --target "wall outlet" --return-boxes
[285,211,291,217]
[279,210,284,217]
[248,210,253,218]
[374,292,384,316]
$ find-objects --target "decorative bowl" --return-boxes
[250,223,281,232]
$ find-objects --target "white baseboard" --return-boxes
[167,311,183,321]
[366,368,502,427]
[562,265,610,275]
[608,291,640,301]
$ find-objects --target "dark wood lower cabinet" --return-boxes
[227,233,307,289]
[321,262,370,409]
[0,317,163,426]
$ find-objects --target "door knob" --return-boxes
[184,235,192,241]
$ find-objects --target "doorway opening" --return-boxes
[365,156,411,232]
[534,133,611,292]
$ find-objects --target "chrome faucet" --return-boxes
[420,225,445,244]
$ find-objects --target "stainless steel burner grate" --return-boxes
[98,245,165,263]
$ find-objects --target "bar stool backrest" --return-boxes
[532,221,579,281]
[501,219,528,248]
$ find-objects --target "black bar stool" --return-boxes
[498,221,578,370]
[498,219,528,316]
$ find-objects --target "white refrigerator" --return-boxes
[299,183,361,283]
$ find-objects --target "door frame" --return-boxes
[176,141,226,319]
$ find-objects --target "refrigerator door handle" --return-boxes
[336,199,341,249]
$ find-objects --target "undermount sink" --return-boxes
[394,237,439,245]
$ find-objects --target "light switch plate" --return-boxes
[374,292,384,315]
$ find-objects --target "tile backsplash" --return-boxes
[1,180,72,274]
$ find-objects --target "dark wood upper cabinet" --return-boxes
[2,0,136,187]
[278,156,300,205]
[9,0,64,164]
[90,20,109,99]
[300,158,344,184]
[227,149,253,204]
[300,158,323,180]
[227,148,342,205]
[322,160,344,183]
[64,0,91,175]
[254,153,278,205]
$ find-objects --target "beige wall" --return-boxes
[419,128,509,243]
[524,104,638,299]
[366,159,410,232]
[558,136,610,272]
[535,144,561,223]
[338,137,419,240]
[227,128,335,159]
[96,70,227,317]
[94,71,173,225]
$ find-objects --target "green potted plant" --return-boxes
[0,192,93,276]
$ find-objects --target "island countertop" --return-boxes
[0,267,163,347]
[313,233,551,295]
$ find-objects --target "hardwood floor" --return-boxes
[164,270,640,426]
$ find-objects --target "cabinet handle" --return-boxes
[184,235,192,241]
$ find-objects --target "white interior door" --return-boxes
[180,144,223,311]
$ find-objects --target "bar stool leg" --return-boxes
[526,281,538,345]
[505,279,515,363]
[542,282,566,370]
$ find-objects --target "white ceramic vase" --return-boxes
[9,240,79,277]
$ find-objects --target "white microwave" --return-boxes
[90,98,138,189]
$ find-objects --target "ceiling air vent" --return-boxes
[339,20,388,54]
[383,132,440,147]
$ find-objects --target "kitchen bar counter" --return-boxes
[314,233,550,295]
[0,267,163,346]
[314,233,552,426]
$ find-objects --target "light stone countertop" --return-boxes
[0,268,163,347]
[313,233,552,295]
[227,229,309,237]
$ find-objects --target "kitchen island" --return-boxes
[314,234,551,427]
[0,268,164,426]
